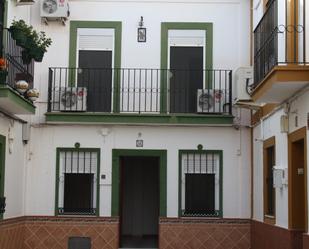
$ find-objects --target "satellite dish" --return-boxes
[61,91,77,108]
[198,92,214,111]
[42,0,58,14]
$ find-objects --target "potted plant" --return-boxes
[28,31,52,62]
[0,58,8,84]
[26,88,39,101]
[9,20,52,64]
[9,20,32,47]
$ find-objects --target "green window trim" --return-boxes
[160,22,213,113]
[55,147,101,216]
[0,135,5,220]
[69,21,122,112]
[178,149,223,218]
[111,149,167,217]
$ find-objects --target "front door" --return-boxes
[120,156,159,248]
[169,46,203,113]
[289,127,307,232]
[78,50,112,112]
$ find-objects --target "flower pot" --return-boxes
[26,88,39,101]
[15,80,29,94]
[30,48,45,62]
[0,70,8,85]
[10,28,27,47]
[21,50,32,65]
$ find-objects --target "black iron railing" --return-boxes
[253,0,307,88]
[2,28,34,89]
[47,67,232,115]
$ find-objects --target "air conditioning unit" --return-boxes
[53,87,87,112]
[234,67,253,103]
[197,89,228,113]
[40,0,69,20]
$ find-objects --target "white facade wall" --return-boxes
[0,115,27,219]
[1,0,252,219]
[25,0,250,119]
[253,88,309,229]
[26,124,251,218]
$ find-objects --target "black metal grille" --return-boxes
[47,68,232,115]
[2,28,34,89]
[253,0,307,88]
[58,151,98,216]
[181,152,220,217]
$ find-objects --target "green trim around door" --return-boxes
[0,135,6,220]
[178,149,223,218]
[55,147,101,216]
[112,149,167,217]
[69,21,122,112]
[160,22,213,113]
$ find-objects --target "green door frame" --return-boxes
[0,135,6,220]
[69,21,122,112]
[160,22,213,113]
[111,149,167,217]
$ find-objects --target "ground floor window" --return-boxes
[179,150,222,217]
[56,147,100,216]
[263,137,276,221]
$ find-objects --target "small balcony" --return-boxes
[251,0,309,103]
[46,68,233,125]
[0,28,35,115]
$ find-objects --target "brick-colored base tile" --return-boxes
[159,219,251,249]
[0,217,119,249]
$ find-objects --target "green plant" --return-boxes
[9,20,32,47]
[9,20,52,64]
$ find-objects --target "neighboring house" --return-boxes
[248,0,309,248]
[0,0,306,249]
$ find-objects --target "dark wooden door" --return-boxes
[169,46,203,113]
[78,50,112,112]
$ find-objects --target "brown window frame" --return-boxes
[263,136,276,224]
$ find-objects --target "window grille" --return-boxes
[180,151,221,217]
[58,150,98,215]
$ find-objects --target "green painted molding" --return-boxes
[69,21,122,112]
[178,150,223,218]
[55,147,101,216]
[0,86,35,114]
[111,149,167,217]
[45,112,233,125]
[0,135,5,220]
[160,22,213,112]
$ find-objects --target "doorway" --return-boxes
[169,46,203,113]
[120,156,159,248]
[78,50,112,112]
[289,127,307,233]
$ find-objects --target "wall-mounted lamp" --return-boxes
[137,16,146,42]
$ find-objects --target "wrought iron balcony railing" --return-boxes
[47,67,232,115]
[2,28,34,89]
[253,0,307,89]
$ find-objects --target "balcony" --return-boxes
[251,0,309,103]
[46,68,233,125]
[0,29,35,115]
